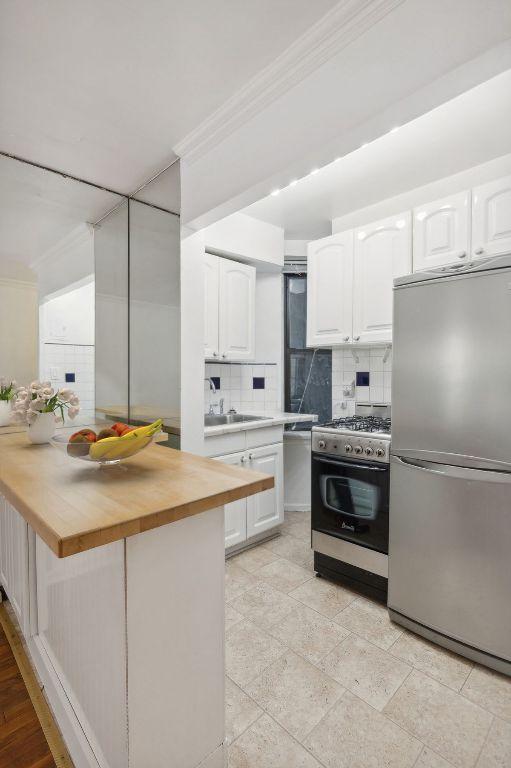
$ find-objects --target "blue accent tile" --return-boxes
[65,372,76,383]
[211,376,220,390]
[356,371,370,387]
[253,377,265,390]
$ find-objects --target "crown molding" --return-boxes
[0,277,37,290]
[174,0,405,164]
[30,223,93,272]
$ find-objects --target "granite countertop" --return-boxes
[204,411,317,437]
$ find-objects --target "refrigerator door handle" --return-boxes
[394,456,511,484]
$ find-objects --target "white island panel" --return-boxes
[36,536,128,768]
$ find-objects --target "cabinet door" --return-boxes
[0,496,29,634]
[215,452,247,548]
[306,231,353,347]
[246,443,283,538]
[204,252,220,359]
[472,175,511,259]
[218,258,256,361]
[413,191,470,271]
[353,212,412,345]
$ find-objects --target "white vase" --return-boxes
[28,412,56,444]
[0,400,12,427]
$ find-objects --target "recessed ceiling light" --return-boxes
[289,179,298,187]
[334,157,341,162]
[310,168,319,175]
[389,126,400,133]
[360,142,369,148]
[270,189,280,196]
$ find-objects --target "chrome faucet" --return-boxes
[204,377,216,393]
[219,397,224,415]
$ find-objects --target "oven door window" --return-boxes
[311,456,389,553]
[320,475,379,521]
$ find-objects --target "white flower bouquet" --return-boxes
[12,381,80,425]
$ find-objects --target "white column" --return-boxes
[126,506,225,768]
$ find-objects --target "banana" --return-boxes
[89,419,163,461]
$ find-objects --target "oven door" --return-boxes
[312,454,389,554]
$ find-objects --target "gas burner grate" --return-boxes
[320,415,391,434]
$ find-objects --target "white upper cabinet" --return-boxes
[218,258,256,361]
[353,212,412,345]
[204,253,220,358]
[306,231,353,347]
[472,175,511,259]
[413,191,470,271]
[204,254,256,361]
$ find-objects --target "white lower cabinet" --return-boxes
[216,442,283,549]
[0,493,29,635]
[246,443,283,538]
[218,450,248,547]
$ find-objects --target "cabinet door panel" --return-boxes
[204,252,220,359]
[0,496,29,634]
[218,259,255,361]
[472,175,511,258]
[353,212,411,345]
[215,452,247,548]
[413,191,470,271]
[307,231,353,346]
[246,443,283,538]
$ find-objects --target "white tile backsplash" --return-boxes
[331,346,391,414]
[205,362,279,414]
[41,343,95,423]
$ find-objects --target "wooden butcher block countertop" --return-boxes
[0,432,274,558]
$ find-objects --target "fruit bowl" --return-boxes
[50,420,163,466]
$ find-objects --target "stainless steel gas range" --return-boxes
[311,405,391,602]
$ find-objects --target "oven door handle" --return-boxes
[312,456,388,472]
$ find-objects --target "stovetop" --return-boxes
[316,415,391,435]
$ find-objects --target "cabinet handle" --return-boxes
[240,455,247,463]
[353,335,360,342]
[457,251,466,259]
[212,351,218,357]
[474,247,484,256]
[248,453,254,460]
[343,335,350,342]
[222,353,227,359]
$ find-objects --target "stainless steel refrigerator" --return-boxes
[389,255,511,675]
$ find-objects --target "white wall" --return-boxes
[332,153,511,232]
[39,280,95,423]
[40,280,94,346]
[0,278,38,384]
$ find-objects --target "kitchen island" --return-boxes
[0,432,273,768]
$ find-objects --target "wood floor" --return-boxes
[0,618,56,768]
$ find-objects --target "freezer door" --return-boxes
[388,455,511,662]
[392,267,511,470]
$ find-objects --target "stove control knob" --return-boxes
[376,448,385,457]
[365,446,374,456]
[354,446,363,455]
[345,444,353,453]
[318,440,326,449]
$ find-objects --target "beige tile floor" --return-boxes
[225,510,511,768]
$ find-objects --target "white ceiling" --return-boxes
[0,0,338,193]
[243,70,511,239]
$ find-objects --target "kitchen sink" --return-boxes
[204,414,268,427]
